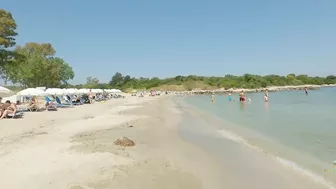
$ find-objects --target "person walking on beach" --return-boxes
[89,89,94,104]
[239,90,245,102]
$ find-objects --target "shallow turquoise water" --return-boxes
[182,87,336,176]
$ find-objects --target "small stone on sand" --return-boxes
[114,137,135,147]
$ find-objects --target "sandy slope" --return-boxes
[0,96,225,189]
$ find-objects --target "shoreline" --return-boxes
[185,84,336,94]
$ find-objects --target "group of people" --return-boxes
[211,87,309,103]
[211,90,267,103]
[211,90,255,103]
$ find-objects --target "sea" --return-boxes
[174,87,336,188]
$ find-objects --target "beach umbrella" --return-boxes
[95,89,103,93]
[78,88,89,94]
[17,88,47,96]
[2,95,19,103]
[111,89,121,93]
[0,86,13,94]
[45,88,64,96]
[64,88,78,94]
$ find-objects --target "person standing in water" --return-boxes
[264,88,269,102]
[304,87,308,95]
[239,90,245,102]
[228,91,232,101]
[264,89,268,97]
[211,93,215,103]
[264,94,268,102]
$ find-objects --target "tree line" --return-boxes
[73,72,336,91]
[0,9,74,88]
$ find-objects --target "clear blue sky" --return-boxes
[2,0,336,84]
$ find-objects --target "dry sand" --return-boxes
[0,96,331,189]
[0,96,225,189]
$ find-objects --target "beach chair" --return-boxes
[16,105,29,112]
[45,97,58,111]
[63,96,73,105]
[71,97,84,106]
[65,95,82,106]
[55,96,72,108]
[7,111,24,119]
[28,104,44,112]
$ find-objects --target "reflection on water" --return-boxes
[264,102,269,110]
[240,102,246,111]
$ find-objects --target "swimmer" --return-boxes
[228,92,232,101]
[304,87,308,95]
[239,90,246,102]
[248,97,251,102]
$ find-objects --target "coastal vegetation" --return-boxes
[73,72,336,91]
[0,9,74,88]
[1,9,336,92]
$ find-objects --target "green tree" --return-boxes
[0,9,18,78]
[109,72,124,88]
[102,73,336,91]
[6,43,74,87]
[86,76,100,85]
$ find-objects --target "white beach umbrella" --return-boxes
[107,89,113,93]
[95,89,103,93]
[78,88,89,94]
[0,86,13,94]
[111,89,121,93]
[55,89,65,96]
[17,88,47,96]
[45,88,56,95]
[64,88,78,94]
[45,88,65,96]
[1,95,19,103]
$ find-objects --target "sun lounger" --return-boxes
[17,106,28,112]
[71,98,84,106]
[7,111,24,119]
[45,97,58,111]
[55,97,72,108]
[28,105,45,112]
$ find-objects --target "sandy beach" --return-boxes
[0,96,332,189]
[0,96,225,189]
